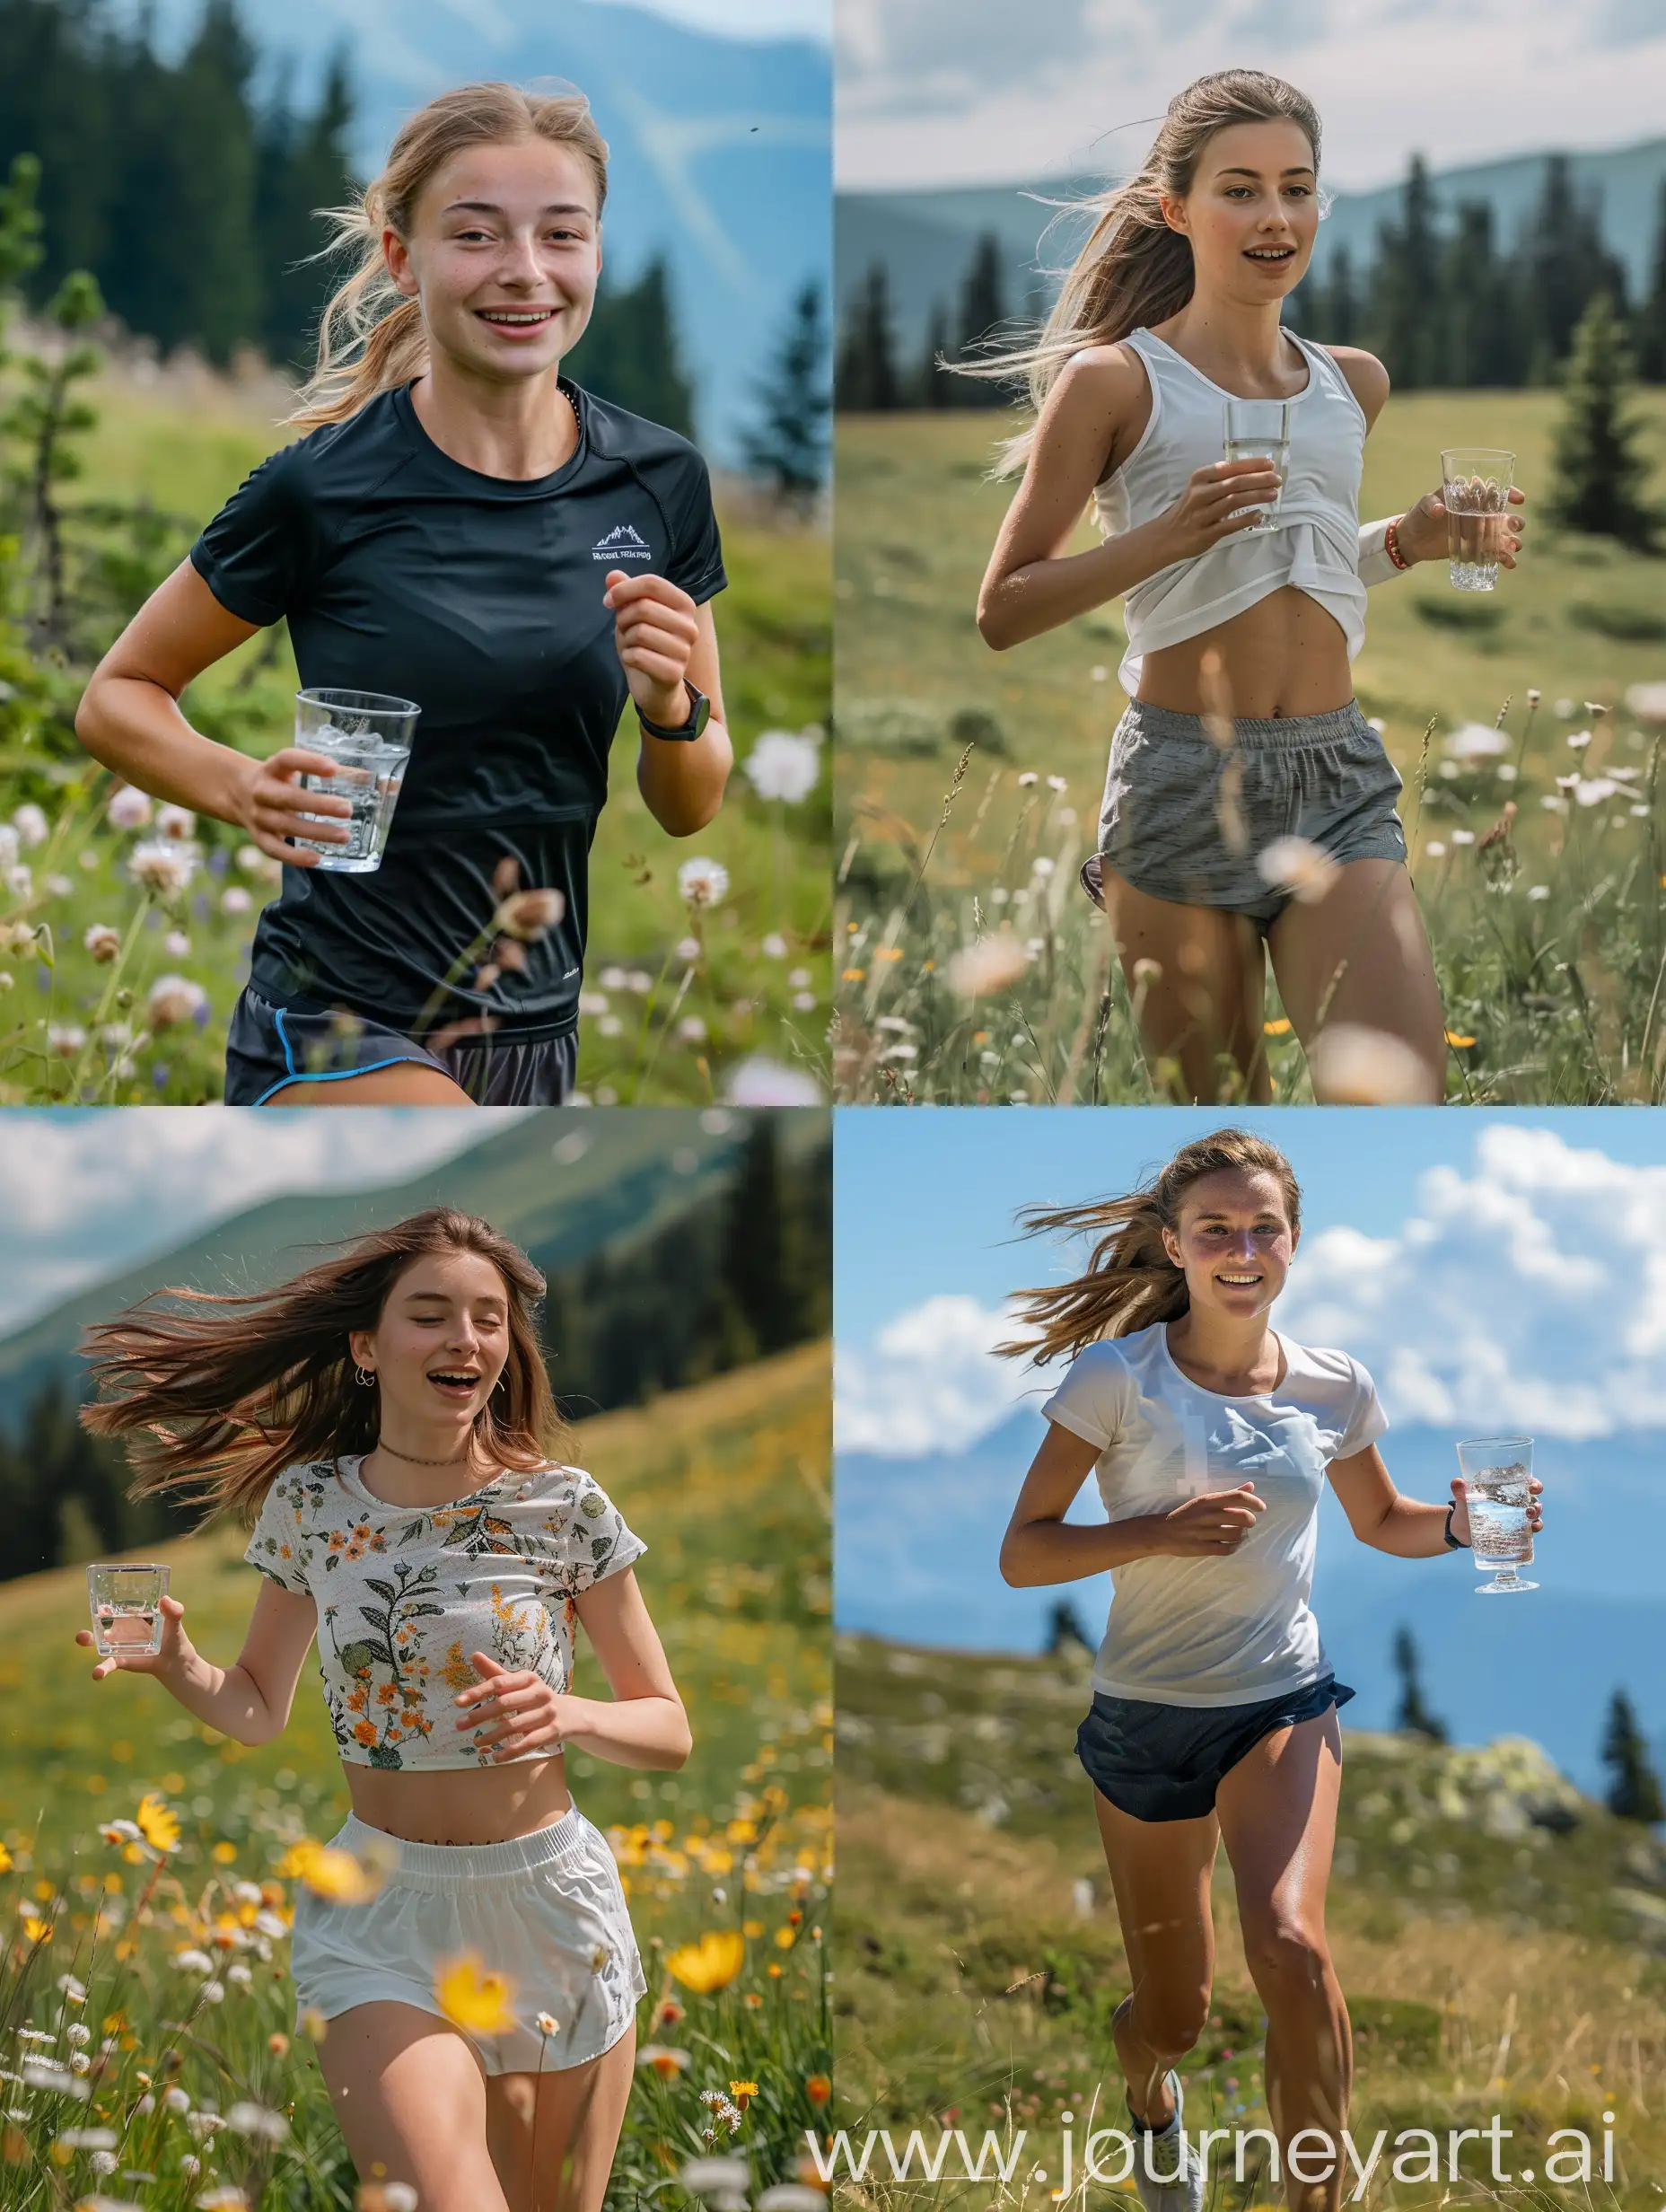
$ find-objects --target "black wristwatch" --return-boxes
[1443,1501,1469,1550]
[636,679,711,742]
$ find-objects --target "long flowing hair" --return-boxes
[996,1128,1302,1367]
[79,1208,569,1523]
[288,80,609,429]
[966,69,1323,475]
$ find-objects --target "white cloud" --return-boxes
[837,0,1666,190]
[1278,1124,1666,1439]
[835,1292,1025,1453]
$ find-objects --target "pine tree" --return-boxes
[1371,154,1444,389]
[1390,1624,1449,1743]
[1635,177,1666,384]
[1601,1688,1666,1824]
[741,278,829,506]
[566,255,695,437]
[158,0,263,364]
[1442,202,1521,388]
[954,230,1006,406]
[1522,154,1630,382]
[1326,243,1358,348]
[1044,1599,1093,1657]
[916,300,956,408]
[255,45,356,374]
[835,260,900,411]
[1546,289,1662,551]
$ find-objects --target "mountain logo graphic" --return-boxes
[592,522,653,561]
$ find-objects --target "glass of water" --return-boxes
[1456,1436,1537,1594]
[294,689,420,873]
[87,1562,170,1657]
[1440,449,1515,592]
[1223,398,1292,533]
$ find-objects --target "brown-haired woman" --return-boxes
[997,1130,1540,2212]
[74,1207,689,2212]
[973,71,1528,1107]
[75,82,733,1107]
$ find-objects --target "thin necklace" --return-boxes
[376,1439,478,1469]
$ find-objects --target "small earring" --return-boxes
[355,1365,376,1389]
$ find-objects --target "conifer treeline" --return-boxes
[0,1116,831,1583]
[0,0,356,373]
[838,153,1666,408]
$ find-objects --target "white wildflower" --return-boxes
[83,923,121,961]
[1046,774,1067,792]
[226,1962,252,1988]
[681,2157,752,2193]
[156,803,196,839]
[148,976,207,1029]
[225,2100,288,2143]
[22,2059,87,2098]
[741,728,821,803]
[1444,722,1508,760]
[129,839,197,896]
[1566,730,1592,750]
[163,2085,191,2114]
[678,1016,708,1043]
[54,2126,117,2150]
[164,929,191,956]
[1623,682,1666,724]
[7,865,31,899]
[1256,835,1340,905]
[676,935,702,963]
[723,1056,822,1106]
[221,887,252,916]
[759,932,787,959]
[47,1023,86,1055]
[56,1975,86,2004]
[1424,841,1447,858]
[1450,830,1476,846]
[66,2024,91,2047]
[172,1948,214,1975]
[677,856,729,908]
[1016,771,1039,787]
[107,786,153,830]
[11,803,47,847]
[948,934,1030,997]
[1574,779,1619,807]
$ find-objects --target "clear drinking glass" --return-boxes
[294,689,420,873]
[1223,398,1292,533]
[87,1562,170,1656]
[1440,449,1515,592]
[1456,1436,1537,1594]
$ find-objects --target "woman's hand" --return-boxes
[75,1593,193,1685]
[1396,484,1527,569]
[1158,459,1286,563]
[456,1651,566,1761]
[234,749,353,867]
[1158,1481,1267,1556]
[604,569,699,729]
[1446,1475,1545,1548]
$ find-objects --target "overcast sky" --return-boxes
[597,0,829,38]
[837,0,1666,192]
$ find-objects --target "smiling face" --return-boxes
[384,136,603,386]
[1161,1166,1299,1321]
[349,1250,513,1445]
[1159,118,1320,306]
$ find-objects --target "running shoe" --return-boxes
[1128,2068,1205,2212]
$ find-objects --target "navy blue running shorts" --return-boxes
[1076,1673,1356,1822]
[224,984,577,1106]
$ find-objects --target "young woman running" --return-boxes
[75,82,733,1107]
[976,71,1526,1106]
[997,1128,1542,2212]
[74,1208,688,2212]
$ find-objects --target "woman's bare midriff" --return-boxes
[1136,585,1354,719]
[345,1751,573,1845]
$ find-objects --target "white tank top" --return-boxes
[1092,326,1368,698]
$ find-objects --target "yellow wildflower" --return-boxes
[665,1929,746,1995]
[434,1952,519,2035]
[135,1795,180,1854]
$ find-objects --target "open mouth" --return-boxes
[1244,246,1295,266]
[426,1369,481,1400]
[1216,1272,1264,1287]
[477,307,557,335]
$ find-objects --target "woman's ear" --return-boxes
[347,1329,374,1370]
[383,225,419,302]
[1156,192,1189,239]
[1160,1224,1183,1269]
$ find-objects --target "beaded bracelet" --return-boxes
[1384,514,1412,570]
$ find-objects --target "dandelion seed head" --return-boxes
[107,786,153,830]
[129,841,197,898]
[156,803,196,840]
[677,857,729,909]
[741,729,821,803]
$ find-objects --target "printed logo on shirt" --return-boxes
[593,523,652,561]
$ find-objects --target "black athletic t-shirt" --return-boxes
[189,378,726,1041]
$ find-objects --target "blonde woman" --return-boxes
[975,71,1526,1105]
[74,1208,688,2212]
[997,1129,1540,2212]
[76,83,733,1105]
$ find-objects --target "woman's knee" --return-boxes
[1122,1981,1212,2058]
[1240,1918,1333,2002]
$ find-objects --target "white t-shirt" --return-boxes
[1040,1322,1387,1707]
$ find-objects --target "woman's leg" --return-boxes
[1092,1789,1223,2125]
[486,2022,636,2212]
[1096,866,1271,1102]
[317,2002,512,2212]
[1212,1709,1350,2212]
[267,1063,476,1106]
[1267,859,1445,1103]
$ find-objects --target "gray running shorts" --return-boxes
[1079,697,1407,930]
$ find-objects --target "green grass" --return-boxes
[833,393,1666,1104]
[1,379,830,1105]
[836,1632,1666,2210]
[0,1345,832,2208]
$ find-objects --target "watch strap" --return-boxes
[1443,1500,1468,1549]
[636,678,708,742]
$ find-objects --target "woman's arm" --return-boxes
[605,574,734,835]
[457,1566,692,1768]
[75,560,356,865]
[976,347,1283,652]
[75,1580,319,1745]
[998,1418,1269,1585]
[1328,1444,1546,1557]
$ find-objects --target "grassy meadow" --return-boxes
[833,391,1666,1103]
[0,1344,833,2210]
[0,377,830,1106]
[835,1632,1666,2211]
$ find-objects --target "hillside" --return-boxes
[837,1632,1666,2208]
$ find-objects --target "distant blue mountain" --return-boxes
[121,0,830,460]
[837,1411,1666,1796]
[837,136,1666,360]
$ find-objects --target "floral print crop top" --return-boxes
[243,1456,646,1770]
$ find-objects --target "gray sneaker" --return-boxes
[1128,2069,1205,2212]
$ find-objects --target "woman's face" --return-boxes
[1162,1166,1298,1321]
[350,1251,514,1440]
[386,136,603,385]
[1159,118,1320,305]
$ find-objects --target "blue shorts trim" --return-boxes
[251,1008,421,1103]
[225,987,577,1107]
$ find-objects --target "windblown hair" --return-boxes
[289,80,609,428]
[79,1208,568,1523]
[968,69,1322,475]
[996,1128,1302,1368]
